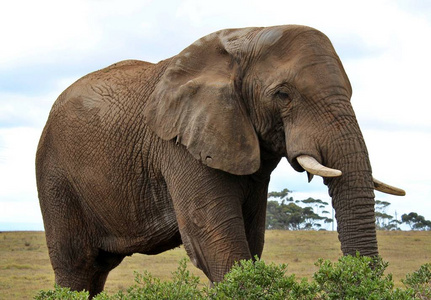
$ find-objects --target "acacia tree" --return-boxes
[385,219,402,231]
[373,200,407,231]
[375,200,393,230]
[268,188,293,202]
[266,189,333,230]
[401,212,431,231]
[266,200,304,230]
[301,198,333,227]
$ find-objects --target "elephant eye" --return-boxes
[275,91,290,101]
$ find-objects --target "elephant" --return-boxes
[36,25,405,297]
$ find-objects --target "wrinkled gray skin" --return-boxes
[37,25,378,297]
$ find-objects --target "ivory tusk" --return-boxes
[296,156,406,196]
[373,178,406,196]
[297,155,342,178]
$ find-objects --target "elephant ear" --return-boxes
[144,29,260,175]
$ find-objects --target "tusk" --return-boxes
[373,178,406,196]
[297,155,342,178]
[297,156,405,196]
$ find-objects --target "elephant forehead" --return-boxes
[255,27,284,48]
[191,32,218,47]
[220,28,258,42]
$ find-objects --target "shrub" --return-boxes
[208,257,317,299]
[402,263,431,299]
[97,258,205,300]
[35,256,430,299]
[313,253,398,299]
[35,286,90,299]
[34,259,204,300]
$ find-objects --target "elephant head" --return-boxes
[144,25,404,256]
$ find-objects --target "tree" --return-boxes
[266,189,333,230]
[385,219,402,231]
[375,212,393,230]
[375,200,397,230]
[401,212,431,231]
[301,206,324,230]
[268,188,293,202]
[266,200,288,230]
[283,202,304,230]
[266,200,305,230]
[301,197,332,227]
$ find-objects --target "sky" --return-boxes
[0,0,430,231]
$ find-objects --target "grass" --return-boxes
[0,232,54,299]
[0,230,430,299]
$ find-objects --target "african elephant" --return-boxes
[36,25,405,297]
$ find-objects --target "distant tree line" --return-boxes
[266,188,332,230]
[375,199,431,231]
[266,188,431,231]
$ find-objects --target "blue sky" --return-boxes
[1,0,430,230]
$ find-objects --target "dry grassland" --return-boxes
[0,230,429,299]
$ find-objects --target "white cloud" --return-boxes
[0,127,41,204]
[0,92,53,127]
[0,1,100,67]
[364,129,431,220]
[0,200,42,224]
[346,22,431,131]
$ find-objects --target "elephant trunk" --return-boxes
[325,159,377,256]
[322,111,378,256]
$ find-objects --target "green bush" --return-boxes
[35,256,431,300]
[208,258,317,299]
[402,263,431,299]
[35,286,90,299]
[97,259,204,300]
[313,253,396,299]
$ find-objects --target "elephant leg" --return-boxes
[48,218,125,298]
[164,159,252,282]
[242,158,279,258]
[40,178,124,298]
[53,247,125,298]
[242,185,269,259]
[88,250,125,298]
[178,199,251,282]
[176,197,252,282]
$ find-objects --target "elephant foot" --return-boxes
[53,249,125,298]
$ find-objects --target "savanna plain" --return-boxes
[0,230,430,299]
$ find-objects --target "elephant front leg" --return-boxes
[162,144,254,281]
[175,195,252,282]
[164,160,252,281]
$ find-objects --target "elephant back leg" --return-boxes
[38,173,124,297]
